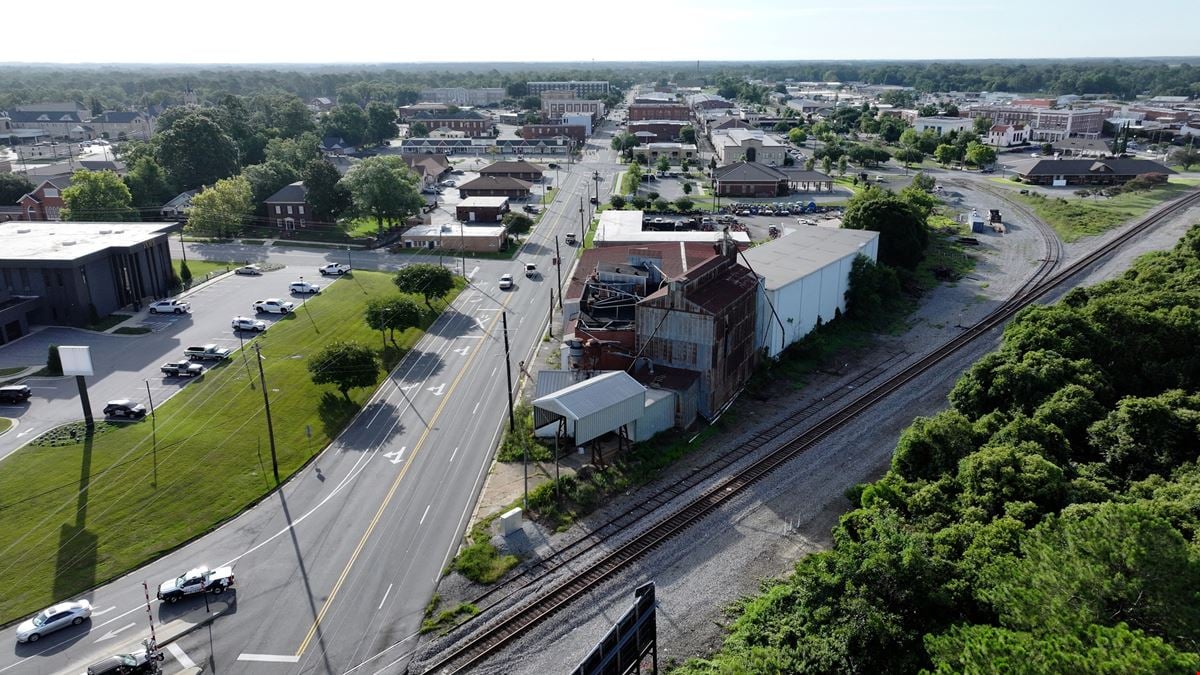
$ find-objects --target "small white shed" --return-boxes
[532,371,647,445]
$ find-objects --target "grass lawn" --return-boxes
[1009,180,1198,242]
[343,218,385,239]
[173,259,232,282]
[0,418,11,435]
[0,271,462,624]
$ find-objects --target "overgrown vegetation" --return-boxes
[496,402,553,462]
[451,511,519,583]
[420,601,480,635]
[1011,178,1195,242]
[676,223,1200,673]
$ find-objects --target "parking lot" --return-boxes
[0,264,333,459]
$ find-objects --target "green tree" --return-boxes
[653,198,669,212]
[891,410,980,480]
[186,175,253,238]
[408,122,429,138]
[0,174,34,204]
[609,194,626,209]
[679,125,697,144]
[894,146,924,167]
[821,156,833,175]
[899,183,937,219]
[308,340,379,399]
[1088,390,1200,480]
[674,197,694,212]
[61,169,136,221]
[972,116,994,135]
[934,143,959,165]
[302,159,351,223]
[264,133,320,174]
[242,161,300,209]
[1172,143,1200,170]
[393,263,454,308]
[804,156,815,171]
[155,110,240,189]
[787,127,808,145]
[321,104,369,146]
[682,182,693,195]
[1041,142,1055,156]
[365,101,398,145]
[965,141,998,167]
[844,253,900,321]
[501,211,534,234]
[899,127,919,148]
[655,155,671,173]
[842,189,928,268]
[364,295,422,346]
[910,171,936,192]
[123,157,175,209]
[339,155,423,234]
[836,155,848,176]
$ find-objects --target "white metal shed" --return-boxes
[532,370,646,444]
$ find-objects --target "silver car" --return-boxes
[16,599,92,642]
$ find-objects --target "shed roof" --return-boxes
[740,227,880,290]
[532,370,647,445]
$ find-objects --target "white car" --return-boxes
[148,299,190,315]
[16,600,92,642]
[498,273,514,290]
[319,263,351,276]
[231,316,267,332]
[234,264,263,276]
[253,299,294,314]
[289,281,321,294]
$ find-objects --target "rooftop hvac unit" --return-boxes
[99,229,112,234]
[16,228,31,234]
[61,240,76,246]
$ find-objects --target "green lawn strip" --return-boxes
[271,241,364,251]
[113,326,151,335]
[0,367,24,377]
[0,419,12,435]
[450,508,519,583]
[84,313,132,332]
[241,225,355,245]
[420,600,479,635]
[1010,181,1197,242]
[0,271,462,624]
[239,239,266,246]
[173,259,232,282]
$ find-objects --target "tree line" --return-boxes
[676,224,1200,673]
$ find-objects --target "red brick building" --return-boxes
[264,181,312,230]
[628,103,689,121]
[18,177,69,221]
[627,120,689,142]
[713,162,789,197]
[520,124,586,143]
[479,160,544,182]
[407,109,491,137]
[457,176,532,199]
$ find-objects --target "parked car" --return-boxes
[160,360,204,377]
[524,263,538,278]
[522,204,539,214]
[103,400,146,419]
[15,600,92,643]
[498,273,514,290]
[289,280,321,294]
[233,265,263,276]
[319,263,350,276]
[231,316,266,332]
[0,384,32,404]
[157,565,235,603]
[253,299,294,314]
[148,299,190,315]
[547,163,559,169]
[184,344,231,361]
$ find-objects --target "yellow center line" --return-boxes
[295,292,511,657]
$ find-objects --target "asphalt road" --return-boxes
[0,266,326,461]
[0,120,623,675]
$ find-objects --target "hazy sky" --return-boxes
[11,0,1197,64]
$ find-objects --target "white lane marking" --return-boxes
[399,383,418,392]
[468,266,479,279]
[529,295,536,305]
[453,346,470,356]
[426,383,445,396]
[419,504,431,525]
[382,446,407,465]
[167,643,196,668]
[94,621,136,643]
[377,583,393,610]
[472,401,480,415]
[449,446,459,463]
[238,653,302,663]
[490,367,497,378]
[91,605,117,617]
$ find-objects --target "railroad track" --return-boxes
[419,187,1200,675]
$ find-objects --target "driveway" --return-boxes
[0,265,323,460]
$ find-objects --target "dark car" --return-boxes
[87,650,160,675]
[0,384,32,404]
[103,400,147,419]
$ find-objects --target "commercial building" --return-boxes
[985,123,1030,147]
[712,162,789,197]
[541,98,606,122]
[685,93,734,111]
[913,115,975,136]
[965,105,1105,141]
[527,81,610,97]
[478,160,544,182]
[520,124,586,143]
[417,87,506,106]
[400,137,573,156]
[630,143,697,164]
[739,227,880,359]
[628,103,689,121]
[560,112,593,136]
[456,175,532,199]
[401,153,452,187]
[0,221,176,335]
[592,210,751,247]
[1012,158,1175,186]
[88,111,155,141]
[627,120,689,143]
[456,196,509,223]
[711,128,787,166]
[407,109,492,138]
[399,222,507,253]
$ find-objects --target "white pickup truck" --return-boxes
[157,566,234,603]
[319,263,351,276]
[253,298,294,314]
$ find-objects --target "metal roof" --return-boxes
[740,227,879,291]
[532,370,646,445]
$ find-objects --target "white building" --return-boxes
[985,123,1030,147]
[739,227,880,359]
[594,210,751,247]
[913,115,975,136]
[711,128,787,166]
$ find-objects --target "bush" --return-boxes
[610,194,626,209]
[46,345,62,376]
[179,260,192,285]
[501,211,534,234]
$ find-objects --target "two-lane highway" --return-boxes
[0,134,621,674]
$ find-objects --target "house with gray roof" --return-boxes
[264,181,311,229]
[1013,158,1175,186]
[89,111,155,141]
[713,162,789,197]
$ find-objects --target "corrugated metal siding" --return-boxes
[534,370,587,428]
[576,391,645,445]
[633,389,676,442]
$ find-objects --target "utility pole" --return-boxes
[179,230,187,265]
[253,342,280,484]
[548,288,555,339]
[554,235,563,308]
[579,195,585,248]
[501,311,516,433]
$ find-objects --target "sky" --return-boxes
[9,0,1197,64]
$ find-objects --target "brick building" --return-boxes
[541,98,606,122]
[457,176,532,199]
[527,80,610,97]
[628,103,690,121]
[264,181,311,229]
[627,120,689,142]
[479,160,544,182]
[966,105,1105,141]
[17,177,70,221]
[520,124,586,143]
[407,109,492,137]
